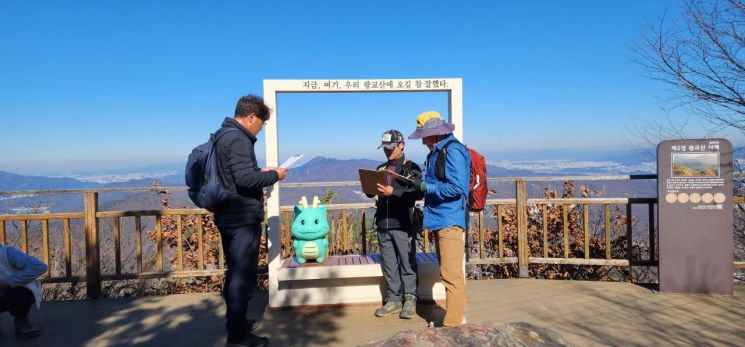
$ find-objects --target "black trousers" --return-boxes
[217,223,262,339]
[0,286,35,320]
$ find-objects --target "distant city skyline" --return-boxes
[2,1,742,175]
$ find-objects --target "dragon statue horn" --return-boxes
[299,196,308,208]
[312,196,321,207]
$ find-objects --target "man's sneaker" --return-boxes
[400,294,416,319]
[374,301,402,317]
[14,319,40,338]
[226,333,269,347]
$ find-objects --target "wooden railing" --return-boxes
[469,176,658,278]
[0,175,743,299]
[0,188,223,298]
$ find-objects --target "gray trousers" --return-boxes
[378,228,418,302]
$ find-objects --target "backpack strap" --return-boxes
[211,127,239,143]
[435,140,458,181]
[210,127,240,192]
[402,159,412,176]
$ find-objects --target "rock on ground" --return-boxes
[365,322,573,347]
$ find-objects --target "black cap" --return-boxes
[378,129,405,149]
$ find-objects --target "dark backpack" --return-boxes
[185,127,239,212]
[435,140,488,212]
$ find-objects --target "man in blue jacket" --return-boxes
[408,111,470,327]
[214,95,287,347]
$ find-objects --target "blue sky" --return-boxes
[1,0,734,175]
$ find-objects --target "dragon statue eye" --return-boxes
[314,219,319,224]
[301,220,305,225]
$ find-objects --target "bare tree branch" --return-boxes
[636,0,745,133]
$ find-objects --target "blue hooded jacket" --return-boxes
[422,134,471,230]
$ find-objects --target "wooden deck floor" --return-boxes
[3,279,744,346]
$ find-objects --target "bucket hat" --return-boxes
[407,111,455,139]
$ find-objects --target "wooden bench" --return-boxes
[272,252,445,308]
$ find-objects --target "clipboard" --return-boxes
[383,169,414,184]
[358,169,387,195]
[358,169,415,196]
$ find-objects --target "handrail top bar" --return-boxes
[13,173,745,196]
[0,175,660,196]
[0,186,187,196]
[1,197,662,220]
[490,175,657,182]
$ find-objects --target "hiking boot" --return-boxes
[399,294,416,319]
[14,318,40,338]
[247,319,260,332]
[226,332,269,347]
[374,301,402,317]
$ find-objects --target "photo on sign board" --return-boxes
[671,152,720,177]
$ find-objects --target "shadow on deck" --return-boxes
[3,279,745,347]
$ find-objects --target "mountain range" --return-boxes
[0,154,655,192]
[0,154,665,214]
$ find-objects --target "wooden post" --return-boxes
[155,215,163,272]
[542,204,548,258]
[562,205,569,258]
[84,192,102,299]
[64,219,72,277]
[135,216,143,273]
[478,210,485,259]
[424,229,430,253]
[42,220,50,277]
[197,214,204,271]
[177,215,183,271]
[342,209,349,254]
[218,231,225,270]
[114,217,121,275]
[282,211,290,258]
[20,220,27,253]
[605,204,611,260]
[361,211,367,255]
[329,212,335,255]
[497,205,504,259]
[516,180,529,278]
[626,204,633,262]
[0,221,4,245]
[648,203,655,263]
[584,204,590,259]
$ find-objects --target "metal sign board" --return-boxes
[657,139,733,295]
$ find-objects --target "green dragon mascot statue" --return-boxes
[291,196,330,264]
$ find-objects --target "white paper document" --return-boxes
[280,154,304,169]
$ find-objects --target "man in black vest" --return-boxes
[214,95,287,347]
[367,130,424,319]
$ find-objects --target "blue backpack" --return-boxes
[185,127,239,211]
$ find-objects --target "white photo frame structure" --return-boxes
[263,78,463,308]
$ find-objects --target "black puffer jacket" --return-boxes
[367,155,424,230]
[213,117,279,227]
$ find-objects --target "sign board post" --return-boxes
[657,138,733,295]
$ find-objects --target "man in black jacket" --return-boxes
[367,130,424,319]
[214,95,287,347]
